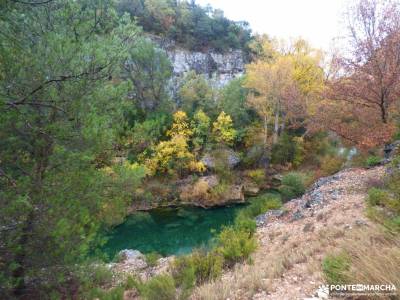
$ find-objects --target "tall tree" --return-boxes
[246,56,296,146]
[245,39,324,150]
[124,38,173,114]
[178,71,215,116]
[0,1,144,297]
[322,0,400,148]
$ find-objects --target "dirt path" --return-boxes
[192,166,386,300]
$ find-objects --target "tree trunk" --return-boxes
[262,114,270,170]
[380,94,388,124]
[263,114,268,150]
[273,109,279,144]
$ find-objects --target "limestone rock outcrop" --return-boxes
[179,175,245,207]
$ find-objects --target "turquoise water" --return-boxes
[101,205,246,259]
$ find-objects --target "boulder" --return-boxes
[384,140,400,162]
[243,181,260,196]
[116,249,148,271]
[118,249,145,262]
[201,149,240,170]
[271,174,283,183]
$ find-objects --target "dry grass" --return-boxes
[191,262,272,300]
[339,227,400,289]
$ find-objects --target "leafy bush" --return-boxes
[234,214,257,235]
[367,188,390,206]
[217,78,252,129]
[233,193,281,236]
[271,133,296,165]
[145,252,162,267]
[279,172,306,201]
[139,274,176,300]
[87,286,125,300]
[171,255,196,292]
[79,264,116,299]
[212,112,237,146]
[246,169,266,185]
[365,155,381,167]
[191,250,224,284]
[171,249,223,290]
[319,155,344,176]
[239,193,282,220]
[322,253,351,285]
[217,227,257,266]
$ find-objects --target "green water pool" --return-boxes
[101,204,246,259]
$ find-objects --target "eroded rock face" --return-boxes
[167,48,244,85]
[149,35,245,92]
[243,180,260,196]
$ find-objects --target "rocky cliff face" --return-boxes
[150,35,245,92]
[166,48,245,86]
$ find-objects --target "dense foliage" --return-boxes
[0,1,145,298]
[116,0,253,52]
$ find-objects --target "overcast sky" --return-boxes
[196,0,349,51]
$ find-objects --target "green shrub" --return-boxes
[292,136,306,167]
[78,263,115,298]
[367,188,390,206]
[217,227,257,266]
[242,145,265,168]
[87,286,124,300]
[365,155,381,167]
[172,249,223,288]
[140,274,176,300]
[145,252,162,267]
[233,193,281,236]
[90,264,113,287]
[191,250,223,284]
[322,253,351,285]
[239,193,282,220]
[279,186,296,201]
[319,155,344,176]
[279,172,306,201]
[171,255,196,291]
[234,214,257,235]
[125,275,139,290]
[271,132,296,165]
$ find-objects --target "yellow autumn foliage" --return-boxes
[147,134,205,176]
[212,111,236,145]
[167,110,193,138]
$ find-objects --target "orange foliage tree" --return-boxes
[317,0,400,149]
